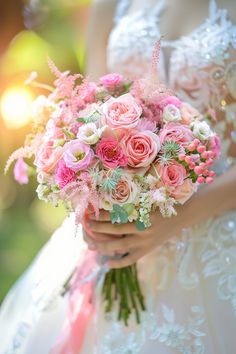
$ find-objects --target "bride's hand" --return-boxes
[83,210,180,269]
[83,164,236,269]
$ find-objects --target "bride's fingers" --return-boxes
[107,248,147,269]
[87,219,138,235]
[93,234,145,255]
[88,210,110,222]
[83,229,123,248]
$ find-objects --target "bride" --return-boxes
[1,0,236,353]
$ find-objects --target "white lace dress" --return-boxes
[1,0,236,353]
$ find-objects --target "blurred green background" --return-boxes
[0,0,91,303]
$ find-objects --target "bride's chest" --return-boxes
[107,8,236,80]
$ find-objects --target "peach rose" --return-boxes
[108,173,139,205]
[172,178,196,204]
[122,131,160,168]
[35,140,63,173]
[102,93,142,129]
[156,161,187,188]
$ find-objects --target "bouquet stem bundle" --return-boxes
[103,265,146,325]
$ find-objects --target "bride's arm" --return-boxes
[86,0,116,79]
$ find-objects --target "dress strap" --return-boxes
[114,0,131,24]
[152,0,167,17]
[208,0,218,21]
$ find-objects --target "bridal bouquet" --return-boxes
[6,55,220,325]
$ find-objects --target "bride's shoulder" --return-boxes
[90,0,117,25]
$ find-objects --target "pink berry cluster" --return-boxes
[178,139,216,184]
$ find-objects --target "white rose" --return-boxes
[31,95,55,125]
[162,104,181,122]
[77,123,103,145]
[192,121,212,140]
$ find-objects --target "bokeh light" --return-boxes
[0,86,34,129]
[0,0,91,304]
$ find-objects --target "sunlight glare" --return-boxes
[0,87,34,129]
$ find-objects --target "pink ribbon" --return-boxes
[50,250,97,354]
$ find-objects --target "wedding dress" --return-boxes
[1,0,236,353]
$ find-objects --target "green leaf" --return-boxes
[136,220,146,231]
[53,139,66,148]
[123,203,135,215]
[110,204,129,224]
[122,82,133,93]
[62,129,76,139]
[51,185,60,193]
[76,117,86,123]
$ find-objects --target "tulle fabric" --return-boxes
[1,211,236,354]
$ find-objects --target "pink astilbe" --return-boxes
[4,145,35,175]
[131,39,174,114]
[48,58,83,101]
[151,39,162,80]
[61,177,99,224]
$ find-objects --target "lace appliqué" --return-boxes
[101,305,206,354]
[199,212,236,314]
[150,305,205,354]
[4,322,31,354]
[107,6,162,78]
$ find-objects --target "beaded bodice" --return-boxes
[107,0,236,171]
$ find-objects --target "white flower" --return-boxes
[128,208,138,222]
[145,174,159,188]
[99,196,113,211]
[31,95,55,125]
[36,184,50,201]
[152,188,167,205]
[192,121,212,140]
[77,123,103,145]
[162,104,181,123]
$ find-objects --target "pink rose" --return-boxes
[159,122,194,147]
[102,93,142,129]
[96,137,127,169]
[157,96,182,110]
[108,173,139,205]
[156,161,187,188]
[122,131,160,168]
[180,102,202,125]
[172,178,196,204]
[55,160,76,189]
[14,158,29,185]
[64,140,94,171]
[100,73,123,88]
[35,140,63,173]
[209,134,221,159]
[45,119,64,140]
